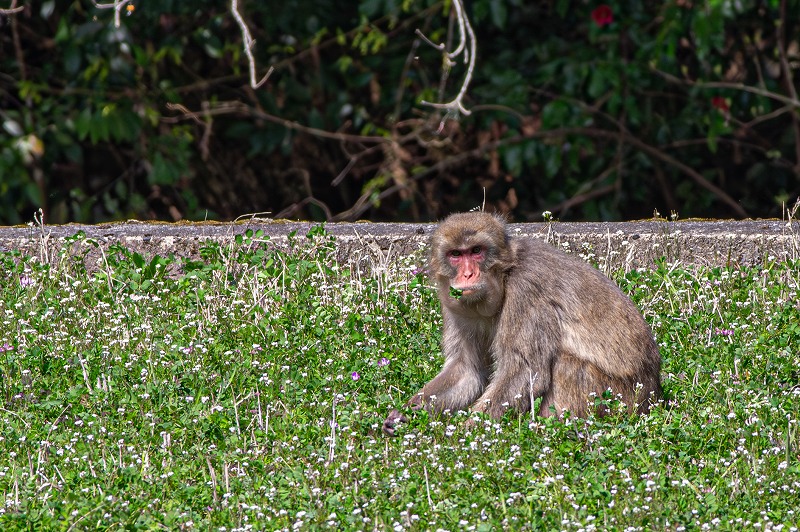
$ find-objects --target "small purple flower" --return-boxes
[377,357,390,367]
[0,342,12,353]
[714,327,734,336]
[20,275,34,287]
[351,371,360,381]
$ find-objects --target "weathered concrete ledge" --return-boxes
[0,219,798,272]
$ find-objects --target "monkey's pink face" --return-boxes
[447,245,485,296]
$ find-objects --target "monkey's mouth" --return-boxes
[450,285,482,299]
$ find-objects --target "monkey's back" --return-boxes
[506,237,662,412]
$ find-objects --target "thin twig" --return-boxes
[206,457,219,502]
[274,195,334,221]
[92,0,131,28]
[331,157,359,186]
[7,1,26,84]
[535,86,795,170]
[66,503,105,532]
[416,0,477,126]
[423,464,434,509]
[0,0,23,15]
[529,371,538,422]
[328,397,337,463]
[230,0,273,89]
[530,89,750,216]
[169,5,438,96]
[651,67,800,109]
[165,101,389,144]
[334,124,750,221]
[555,127,750,218]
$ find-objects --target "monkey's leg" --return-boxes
[543,352,636,417]
[470,356,552,419]
[538,352,589,417]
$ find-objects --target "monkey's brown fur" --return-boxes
[383,212,662,435]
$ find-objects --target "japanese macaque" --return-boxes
[383,212,662,435]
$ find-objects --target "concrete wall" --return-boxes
[1,219,798,272]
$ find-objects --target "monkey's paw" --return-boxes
[382,409,408,437]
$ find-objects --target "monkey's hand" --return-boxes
[382,409,408,437]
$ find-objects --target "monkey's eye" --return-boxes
[450,250,462,257]
[470,246,482,255]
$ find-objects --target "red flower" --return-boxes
[591,5,614,27]
[711,96,729,112]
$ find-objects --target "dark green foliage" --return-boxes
[1,1,798,223]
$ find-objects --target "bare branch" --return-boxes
[416,0,477,127]
[230,0,273,89]
[549,127,750,218]
[165,101,389,144]
[651,67,800,109]
[0,0,23,15]
[335,123,752,221]
[92,0,131,29]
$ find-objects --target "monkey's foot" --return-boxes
[463,416,479,430]
[382,409,408,437]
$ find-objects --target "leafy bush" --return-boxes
[1,0,797,223]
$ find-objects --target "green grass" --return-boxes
[1,227,799,530]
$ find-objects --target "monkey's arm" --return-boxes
[411,357,487,411]
[471,300,559,419]
[383,316,490,436]
[383,357,487,436]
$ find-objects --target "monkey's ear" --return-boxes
[493,213,512,239]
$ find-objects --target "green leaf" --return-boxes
[541,100,572,129]
[64,45,82,76]
[587,67,609,99]
[556,0,570,18]
[490,1,508,29]
[89,110,110,144]
[74,108,92,141]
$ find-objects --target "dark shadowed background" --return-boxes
[1,0,798,225]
